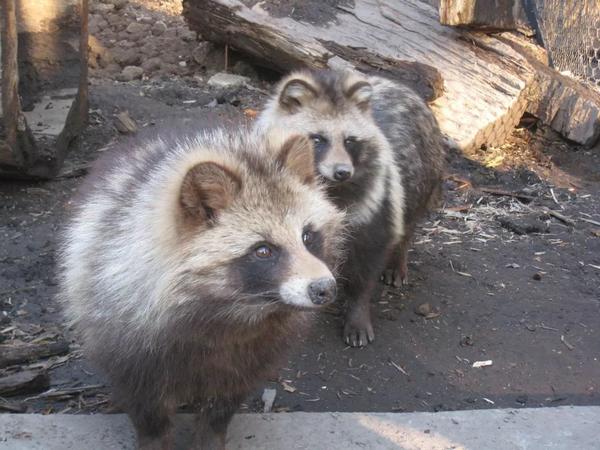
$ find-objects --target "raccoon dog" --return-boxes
[59,129,345,449]
[256,69,445,347]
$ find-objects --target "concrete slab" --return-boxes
[1,406,599,449]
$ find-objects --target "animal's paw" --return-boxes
[381,267,407,288]
[343,316,375,348]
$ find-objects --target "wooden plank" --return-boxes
[183,0,537,153]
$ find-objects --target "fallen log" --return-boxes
[0,369,49,396]
[0,340,70,369]
[183,0,537,153]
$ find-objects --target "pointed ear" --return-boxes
[179,162,241,224]
[345,80,373,111]
[278,78,318,113]
[276,135,316,185]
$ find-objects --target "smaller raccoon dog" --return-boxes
[256,69,445,347]
[59,129,345,450]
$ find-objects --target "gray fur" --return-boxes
[256,69,446,347]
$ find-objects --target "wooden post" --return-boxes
[78,0,89,127]
[1,0,21,166]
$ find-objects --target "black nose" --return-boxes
[308,278,337,305]
[333,165,352,181]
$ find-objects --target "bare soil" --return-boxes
[1,0,599,417]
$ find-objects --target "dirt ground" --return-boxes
[1,0,600,417]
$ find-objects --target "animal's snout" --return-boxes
[333,164,353,182]
[307,277,337,305]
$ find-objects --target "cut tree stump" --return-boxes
[183,0,537,153]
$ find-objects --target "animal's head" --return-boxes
[172,132,346,324]
[256,70,386,188]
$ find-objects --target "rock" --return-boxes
[90,3,114,14]
[139,16,155,25]
[117,39,136,49]
[140,42,159,58]
[152,21,168,36]
[118,66,144,82]
[207,72,249,89]
[104,63,122,75]
[262,388,277,413]
[414,302,440,320]
[111,0,128,10]
[106,14,126,28]
[232,60,258,78]
[141,57,162,72]
[88,15,109,34]
[126,21,147,35]
[114,111,138,134]
[177,27,197,42]
[192,42,212,65]
[161,52,179,65]
[113,48,142,66]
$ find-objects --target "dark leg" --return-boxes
[342,238,390,347]
[343,275,378,347]
[382,222,416,288]
[127,403,174,450]
[192,396,242,450]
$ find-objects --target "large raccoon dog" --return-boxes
[256,69,445,347]
[59,129,345,449]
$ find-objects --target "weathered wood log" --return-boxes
[500,33,600,147]
[439,0,532,33]
[183,0,537,153]
[0,369,49,396]
[0,340,70,369]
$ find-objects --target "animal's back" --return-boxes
[369,76,445,219]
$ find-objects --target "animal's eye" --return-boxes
[344,136,357,146]
[302,230,314,245]
[254,245,273,259]
[310,134,326,145]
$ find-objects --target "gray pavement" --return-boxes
[1,406,599,449]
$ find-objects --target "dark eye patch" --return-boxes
[309,133,330,161]
[227,242,286,298]
[343,136,363,163]
[302,225,324,259]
